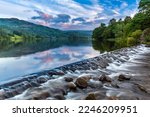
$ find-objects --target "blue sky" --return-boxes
[0,0,140,30]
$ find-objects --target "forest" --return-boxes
[0,18,91,53]
[92,0,150,51]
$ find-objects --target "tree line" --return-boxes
[92,0,150,50]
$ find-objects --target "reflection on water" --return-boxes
[0,46,99,82]
[92,40,115,52]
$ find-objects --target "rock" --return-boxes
[67,82,76,91]
[54,94,65,100]
[22,81,32,89]
[64,77,74,82]
[94,91,106,100]
[30,81,40,87]
[78,74,93,81]
[37,76,48,84]
[99,74,112,82]
[145,44,150,47]
[136,84,148,93]
[107,96,119,100]
[85,93,96,100]
[88,79,103,88]
[75,77,88,89]
[0,89,5,99]
[40,92,50,99]
[48,71,65,76]
[118,74,131,81]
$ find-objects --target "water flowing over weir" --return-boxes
[0,45,150,100]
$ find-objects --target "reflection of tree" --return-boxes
[92,40,115,53]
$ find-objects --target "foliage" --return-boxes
[127,37,137,46]
[130,30,142,43]
[92,0,150,50]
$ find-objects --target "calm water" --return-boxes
[0,46,99,82]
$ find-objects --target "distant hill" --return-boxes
[0,18,92,56]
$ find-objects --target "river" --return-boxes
[0,46,99,82]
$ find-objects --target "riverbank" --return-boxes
[0,45,150,100]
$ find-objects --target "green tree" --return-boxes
[92,23,106,41]
[139,0,150,15]
[127,37,137,46]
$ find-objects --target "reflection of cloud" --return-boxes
[0,46,100,80]
[72,53,84,59]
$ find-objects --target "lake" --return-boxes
[0,46,99,82]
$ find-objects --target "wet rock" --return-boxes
[67,82,76,91]
[118,74,131,81]
[99,74,112,82]
[40,92,50,99]
[64,77,74,82]
[22,81,32,88]
[88,79,103,88]
[75,77,88,89]
[48,71,65,76]
[94,91,106,100]
[107,96,119,100]
[54,94,65,100]
[30,81,40,87]
[4,91,15,98]
[78,74,93,81]
[15,87,26,94]
[145,44,150,47]
[37,76,48,84]
[85,93,96,100]
[0,89,5,99]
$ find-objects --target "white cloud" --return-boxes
[121,2,128,9]
[0,0,36,20]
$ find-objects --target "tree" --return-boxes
[109,18,116,25]
[139,0,150,15]
[127,37,136,46]
[131,30,142,40]
[92,23,106,41]
[124,16,132,24]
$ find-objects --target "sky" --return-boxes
[0,0,140,30]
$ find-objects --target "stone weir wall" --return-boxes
[0,45,149,100]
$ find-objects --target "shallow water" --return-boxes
[0,46,99,82]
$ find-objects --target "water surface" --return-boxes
[0,46,99,82]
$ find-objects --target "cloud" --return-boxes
[0,0,140,30]
[53,14,71,23]
[72,17,86,24]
